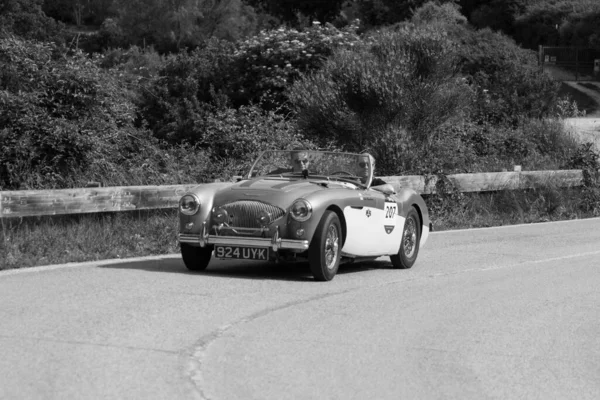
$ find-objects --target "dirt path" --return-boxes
[562,81,600,150]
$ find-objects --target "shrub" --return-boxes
[0,0,65,43]
[231,20,361,110]
[411,1,467,26]
[0,37,171,189]
[455,27,560,126]
[137,38,237,144]
[289,25,471,174]
[563,142,600,187]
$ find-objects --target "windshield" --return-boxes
[247,150,374,187]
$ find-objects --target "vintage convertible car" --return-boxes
[178,150,430,281]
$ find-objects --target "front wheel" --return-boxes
[390,207,421,269]
[308,211,342,281]
[181,243,213,271]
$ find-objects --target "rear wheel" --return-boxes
[181,244,213,271]
[308,211,342,281]
[390,207,420,269]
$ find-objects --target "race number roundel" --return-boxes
[384,202,397,234]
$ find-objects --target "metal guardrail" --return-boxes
[0,170,584,218]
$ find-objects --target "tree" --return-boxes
[245,0,345,24]
[411,1,467,26]
[352,0,458,28]
[0,0,64,42]
[467,0,524,36]
[113,0,259,52]
[514,0,600,48]
[42,0,110,26]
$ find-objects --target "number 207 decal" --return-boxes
[385,203,397,219]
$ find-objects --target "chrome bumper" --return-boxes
[179,233,309,251]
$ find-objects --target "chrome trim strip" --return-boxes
[178,233,309,250]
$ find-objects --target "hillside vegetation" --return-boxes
[1,0,600,269]
[1,1,598,190]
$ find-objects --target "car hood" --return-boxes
[213,177,344,209]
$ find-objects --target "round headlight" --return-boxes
[179,194,200,216]
[212,207,229,224]
[257,210,272,226]
[290,199,312,222]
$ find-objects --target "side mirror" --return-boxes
[232,175,243,182]
[371,183,396,195]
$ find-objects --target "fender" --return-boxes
[394,188,430,247]
[179,182,236,234]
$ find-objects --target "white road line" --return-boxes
[431,217,600,234]
[430,249,600,278]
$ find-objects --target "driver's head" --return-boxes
[290,149,310,172]
[358,154,373,183]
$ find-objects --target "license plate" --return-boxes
[214,245,269,261]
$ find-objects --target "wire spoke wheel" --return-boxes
[325,225,340,270]
[309,211,342,281]
[390,207,421,269]
[402,216,417,259]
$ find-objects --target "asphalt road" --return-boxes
[1,218,600,400]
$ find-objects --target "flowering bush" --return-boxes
[232,20,362,110]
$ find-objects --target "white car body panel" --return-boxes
[342,205,405,256]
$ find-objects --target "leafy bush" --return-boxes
[288,25,471,175]
[455,27,560,126]
[411,1,467,26]
[563,142,600,187]
[0,37,196,189]
[203,106,308,156]
[0,0,64,43]
[231,20,361,110]
[137,38,237,144]
[137,21,362,142]
[77,18,125,54]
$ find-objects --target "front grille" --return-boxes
[213,201,285,228]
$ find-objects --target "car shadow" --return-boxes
[97,257,392,282]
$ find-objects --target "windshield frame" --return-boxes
[247,150,375,188]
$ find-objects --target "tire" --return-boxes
[181,243,213,271]
[308,211,342,281]
[390,207,421,269]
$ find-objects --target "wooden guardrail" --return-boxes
[0,184,200,218]
[380,169,584,194]
[0,170,584,219]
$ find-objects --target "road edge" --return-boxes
[2,217,599,276]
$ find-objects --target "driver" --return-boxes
[290,150,310,173]
[267,149,311,175]
[358,154,386,186]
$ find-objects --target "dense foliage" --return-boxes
[289,25,470,174]
[0,0,598,191]
[0,0,64,43]
[0,37,217,189]
[138,22,361,144]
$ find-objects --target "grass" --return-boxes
[558,82,599,115]
[0,210,180,270]
[427,186,600,232]
[2,186,599,270]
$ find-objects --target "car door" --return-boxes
[342,189,399,256]
[376,194,404,255]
